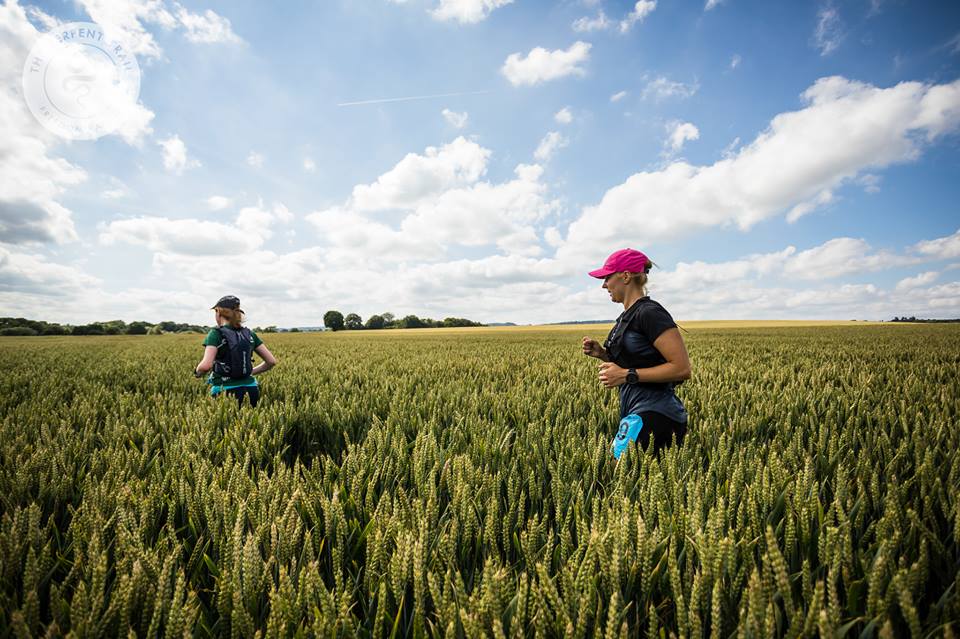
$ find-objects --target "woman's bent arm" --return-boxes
[649,328,691,381]
[582,337,611,362]
[195,345,218,374]
[252,344,277,375]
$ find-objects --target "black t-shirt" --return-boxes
[605,297,688,423]
[605,297,677,370]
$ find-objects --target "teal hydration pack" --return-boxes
[213,326,254,379]
[611,414,644,460]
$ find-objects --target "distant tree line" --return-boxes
[0,317,209,336]
[1,315,482,336]
[253,326,280,333]
[890,316,960,323]
[322,310,483,331]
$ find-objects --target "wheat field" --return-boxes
[1,324,958,637]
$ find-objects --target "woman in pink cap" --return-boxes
[582,249,691,458]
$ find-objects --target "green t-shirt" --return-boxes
[202,327,263,390]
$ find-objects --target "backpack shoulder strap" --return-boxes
[606,299,646,347]
[218,325,240,347]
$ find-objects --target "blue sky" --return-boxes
[1,0,958,325]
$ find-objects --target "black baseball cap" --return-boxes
[212,295,241,310]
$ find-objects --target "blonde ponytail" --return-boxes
[631,260,656,296]
[215,306,245,329]
[626,271,649,296]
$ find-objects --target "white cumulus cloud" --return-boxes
[100,216,264,255]
[501,41,591,87]
[572,11,611,32]
[558,77,960,263]
[350,136,489,212]
[911,229,960,260]
[158,134,200,174]
[666,121,700,153]
[100,201,293,256]
[642,233,960,321]
[655,233,956,290]
[534,131,569,162]
[0,245,101,294]
[573,1,655,33]
[304,139,559,263]
[396,163,556,257]
[619,0,656,33]
[76,0,242,58]
[642,76,699,101]
[554,107,573,124]
[430,0,514,23]
[896,271,939,290]
[781,238,914,279]
[75,0,176,60]
[441,108,469,129]
[173,3,243,44]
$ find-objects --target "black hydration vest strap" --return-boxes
[218,325,238,353]
[604,299,645,363]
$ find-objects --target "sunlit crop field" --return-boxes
[1,324,958,637]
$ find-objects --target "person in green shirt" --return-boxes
[193,295,277,407]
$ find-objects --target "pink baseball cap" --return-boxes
[588,248,651,278]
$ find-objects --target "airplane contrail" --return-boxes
[337,90,490,107]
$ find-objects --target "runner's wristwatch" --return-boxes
[626,368,639,384]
